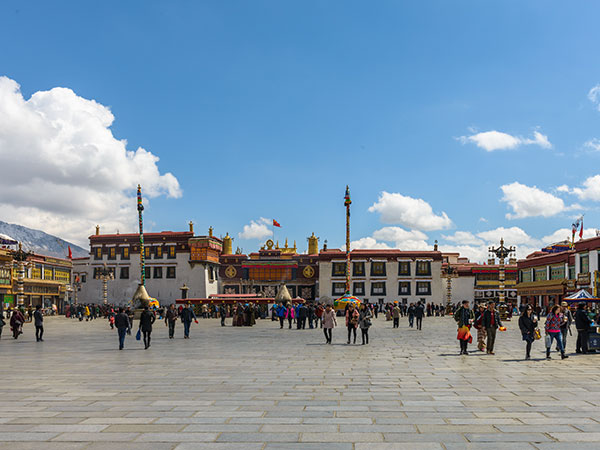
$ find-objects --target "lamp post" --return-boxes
[489,238,515,310]
[443,263,456,314]
[96,263,114,305]
[12,243,33,308]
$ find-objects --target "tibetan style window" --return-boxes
[108,247,116,260]
[398,261,411,276]
[166,267,176,278]
[353,262,365,277]
[144,247,151,259]
[155,246,163,259]
[94,247,102,260]
[167,246,176,259]
[416,261,431,276]
[416,281,431,295]
[580,254,589,274]
[120,267,129,279]
[353,282,365,296]
[398,281,411,295]
[121,247,129,260]
[550,265,565,280]
[534,268,547,282]
[520,270,532,283]
[332,282,346,296]
[208,266,214,282]
[332,262,346,277]
[569,265,575,280]
[144,267,151,279]
[153,267,163,279]
[371,281,386,295]
[81,274,86,283]
[371,262,386,277]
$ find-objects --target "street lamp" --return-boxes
[443,263,456,314]
[96,263,114,305]
[488,238,515,311]
[11,243,33,308]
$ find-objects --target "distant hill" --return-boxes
[0,220,88,259]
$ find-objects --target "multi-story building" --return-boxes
[76,224,222,305]
[0,247,72,311]
[219,234,319,300]
[318,248,443,306]
[516,238,600,308]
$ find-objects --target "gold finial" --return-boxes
[434,239,438,251]
[284,238,289,248]
[95,225,100,236]
[189,221,194,233]
[209,226,213,237]
[307,232,319,255]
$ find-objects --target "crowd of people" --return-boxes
[452,299,599,360]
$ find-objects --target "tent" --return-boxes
[563,289,600,303]
[333,293,361,311]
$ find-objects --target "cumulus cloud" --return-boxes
[442,231,484,246]
[458,130,552,152]
[589,84,600,111]
[476,226,538,246]
[501,182,572,219]
[368,191,452,231]
[570,175,600,201]
[238,218,273,240]
[0,77,181,245]
[350,237,391,250]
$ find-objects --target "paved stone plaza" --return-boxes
[1,314,600,449]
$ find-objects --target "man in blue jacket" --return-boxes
[180,304,197,339]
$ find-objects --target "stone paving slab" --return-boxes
[2,316,600,447]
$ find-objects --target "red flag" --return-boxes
[273,219,281,228]
[68,246,73,259]
[580,218,584,239]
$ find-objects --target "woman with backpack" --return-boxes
[346,303,359,344]
[359,303,372,345]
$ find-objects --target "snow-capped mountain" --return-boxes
[0,220,88,258]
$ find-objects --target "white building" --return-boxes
[318,249,444,306]
[75,225,222,305]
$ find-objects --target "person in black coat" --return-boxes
[33,305,44,342]
[482,302,503,355]
[114,308,131,350]
[414,302,425,330]
[575,302,592,354]
[139,306,156,349]
[518,305,537,360]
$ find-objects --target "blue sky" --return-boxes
[1,1,600,261]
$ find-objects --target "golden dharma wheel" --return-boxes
[225,265,237,278]
[303,265,315,278]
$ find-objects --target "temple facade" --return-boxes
[219,234,319,301]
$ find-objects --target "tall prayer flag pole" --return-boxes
[344,186,352,295]
[137,184,145,286]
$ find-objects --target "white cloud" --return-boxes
[588,84,600,111]
[556,184,570,193]
[571,175,600,201]
[368,191,452,231]
[541,227,596,245]
[238,217,273,240]
[476,226,538,246]
[584,138,600,151]
[350,237,391,250]
[501,182,568,219]
[442,231,484,246]
[479,217,488,223]
[458,130,552,152]
[0,77,181,246]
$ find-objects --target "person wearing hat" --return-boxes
[575,301,592,354]
[559,301,573,351]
